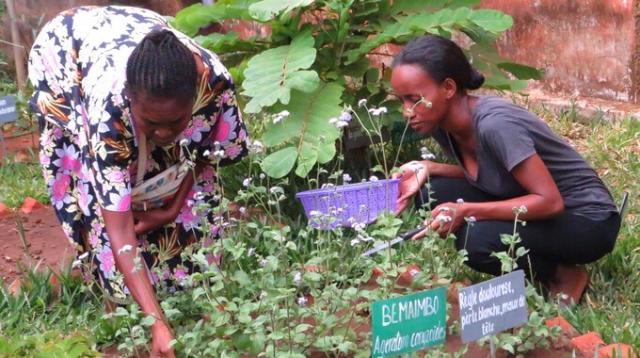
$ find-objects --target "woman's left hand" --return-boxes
[133,204,180,235]
[427,202,466,238]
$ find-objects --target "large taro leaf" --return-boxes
[242,30,319,113]
[262,82,344,178]
[261,146,298,179]
[249,0,314,22]
[172,1,258,37]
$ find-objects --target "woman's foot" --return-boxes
[548,265,589,305]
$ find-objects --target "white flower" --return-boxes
[239,207,247,215]
[179,138,189,147]
[213,150,225,159]
[269,186,283,195]
[436,214,453,223]
[117,244,133,255]
[343,173,352,183]
[203,150,211,158]
[368,107,388,116]
[353,222,366,231]
[420,147,436,160]
[357,99,368,108]
[339,111,352,122]
[242,178,252,187]
[513,205,528,215]
[456,198,464,204]
[358,234,374,242]
[466,216,477,223]
[334,120,349,129]
[293,271,302,286]
[350,238,361,246]
[249,140,264,154]
[260,259,268,267]
[259,290,267,299]
[309,210,322,217]
[259,173,266,180]
[272,110,290,124]
[194,191,205,201]
[369,175,379,182]
[247,247,255,257]
[297,296,308,307]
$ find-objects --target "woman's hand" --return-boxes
[392,160,432,214]
[427,202,466,238]
[151,321,176,358]
[133,204,180,235]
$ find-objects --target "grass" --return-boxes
[533,104,640,347]
[0,156,49,208]
[0,101,637,353]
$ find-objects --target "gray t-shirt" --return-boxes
[431,96,618,220]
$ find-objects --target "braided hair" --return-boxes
[393,35,485,92]
[126,29,198,101]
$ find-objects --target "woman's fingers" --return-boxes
[410,226,430,240]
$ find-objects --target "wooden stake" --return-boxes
[5,0,27,93]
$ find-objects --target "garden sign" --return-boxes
[458,270,528,343]
[0,94,18,158]
[0,95,17,125]
[371,287,446,357]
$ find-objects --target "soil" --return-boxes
[0,206,72,284]
[0,129,38,161]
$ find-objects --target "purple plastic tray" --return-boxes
[296,179,399,229]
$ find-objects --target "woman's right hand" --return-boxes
[392,160,432,214]
[151,321,176,358]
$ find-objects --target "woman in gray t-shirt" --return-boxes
[391,35,621,304]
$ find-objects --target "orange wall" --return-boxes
[481,0,634,101]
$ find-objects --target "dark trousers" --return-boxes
[416,177,621,284]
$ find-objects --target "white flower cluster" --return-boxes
[420,147,436,160]
[329,111,352,129]
[368,107,387,116]
[272,110,290,124]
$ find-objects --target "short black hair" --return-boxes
[393,35,485,91]
[126,29,198,101]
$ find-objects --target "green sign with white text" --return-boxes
[371,287,446,357]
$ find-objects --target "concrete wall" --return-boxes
[481,0,635,102]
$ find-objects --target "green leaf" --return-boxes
[172,1,258,37]
[295,142,318,177]
[469,9,513,33]
[140,315,156,327]
[344,7,472,64]
[484,76,528,92]
[263,82,344,147]
[497,62,544,80]
[242,31,319,113]
[316,141,336,164]
[249,0,314,22]
[261,147,298,178]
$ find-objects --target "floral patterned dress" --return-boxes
[28,6,248,302]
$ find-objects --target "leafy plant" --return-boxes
[173,0,541,178]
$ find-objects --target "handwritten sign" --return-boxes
[458,270,528,343]
[0,95,17,125]
[371,287,446,357]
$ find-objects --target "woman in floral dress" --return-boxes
[28,6,248,356]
